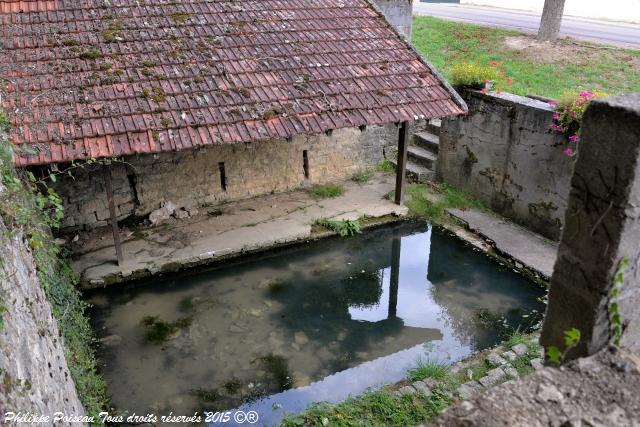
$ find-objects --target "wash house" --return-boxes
[1,0,465,263]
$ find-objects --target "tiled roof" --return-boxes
[0,0,466,167]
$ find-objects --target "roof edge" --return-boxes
[364,0,468,115]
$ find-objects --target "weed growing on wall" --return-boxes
[0,128,108,418]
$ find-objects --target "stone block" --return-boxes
[479,367,507,387]
[412,380,432,395]
[457,381,483,399]
[512,344,528,356]
[487,352,508,366]
[502,350,517,362]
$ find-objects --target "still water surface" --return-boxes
[88,222,545,426]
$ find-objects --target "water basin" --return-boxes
[88,221,545,425]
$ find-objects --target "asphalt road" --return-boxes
[413,3,640,49]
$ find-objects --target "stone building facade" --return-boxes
[53,124,399,230]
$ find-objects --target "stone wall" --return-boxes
[370,0,413,40]
[437,89,575,241]
[0,212,85,419]
[52,124,399,230]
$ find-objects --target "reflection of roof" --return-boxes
[0,0,465,166]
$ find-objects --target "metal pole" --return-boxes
[104,166,123,266]
[394,121,409,205]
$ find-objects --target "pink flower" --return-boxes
[481,88,488,94]
[563,148,575,156]
[552,112,560,120]
[568,134,580,143]
[579,91,593,98]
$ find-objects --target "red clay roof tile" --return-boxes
[1,0,465,166]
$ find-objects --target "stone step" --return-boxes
[408,144,437,169]
[413,131,440,153]
[393,159,435,183]
[426,118,441,136]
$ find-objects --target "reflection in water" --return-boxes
[88,222,545,426]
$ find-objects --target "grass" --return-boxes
[505,328,530,348]
[282,387,451,427]
[413,15,640,99]
[351,169,374,183]
[406,359,449,382]
[376,159,396,174]
[404,182,484,224]
[285,331,543,426]
[307,184,345,199]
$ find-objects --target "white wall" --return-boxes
[461,0,640,23]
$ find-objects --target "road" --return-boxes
[413,3,640,49]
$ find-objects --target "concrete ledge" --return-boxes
[72,175,408,289]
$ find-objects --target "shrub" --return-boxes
[550,90,607,156]
[449,62,499,89]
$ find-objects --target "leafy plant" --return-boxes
[550,90,607,156]
[610,258,628,346]
[407,358,449,382]
[546,328,581,364]
[307,184,345,199]
[315,218,361,237]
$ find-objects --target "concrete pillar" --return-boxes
[540,93,640,360]
[370,0,413,41]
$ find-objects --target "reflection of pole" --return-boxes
[388,235,401,318]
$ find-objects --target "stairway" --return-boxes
[394,119,441,183]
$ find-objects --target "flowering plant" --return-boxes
[550,90,607,156]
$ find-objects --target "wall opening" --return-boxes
[303,150,310,179]
[218,162,227,191]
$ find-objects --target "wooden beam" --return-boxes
[104,166,123,266]
[394,121,409,205]
[388,234,401,319]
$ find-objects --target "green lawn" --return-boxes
[412,16,640,99]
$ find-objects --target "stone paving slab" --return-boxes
[446,207,558,279]
[71,174,407,288]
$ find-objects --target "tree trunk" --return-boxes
[537,0,566,41]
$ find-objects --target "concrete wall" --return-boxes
[372,0,413,40]
[0,213,85,419]
[460,0,640,23]
[53,124,399,230]
[437,89,575,241]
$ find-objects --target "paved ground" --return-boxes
[72,174,407,287]
[414,3,640,48]
[447,207,558,279]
